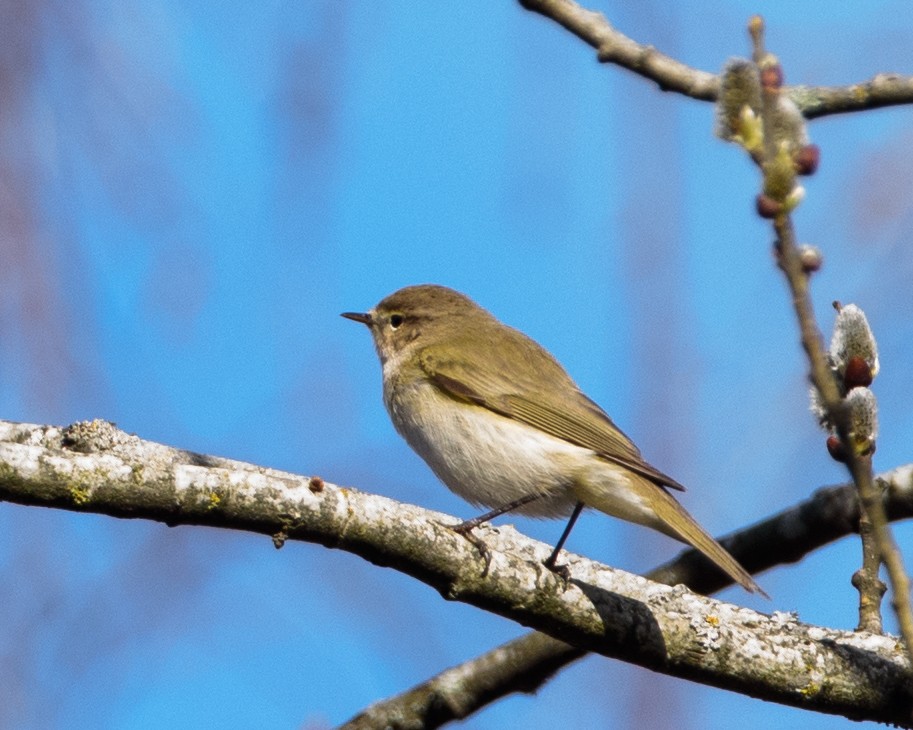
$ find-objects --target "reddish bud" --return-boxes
[794,144,820,175]
[844,356,874,390]
[826,436,846,462]
[756,193,782,218]
[308,476,325,493]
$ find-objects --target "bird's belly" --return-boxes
[386,383,585,518]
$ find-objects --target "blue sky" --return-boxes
[2,2,913,728]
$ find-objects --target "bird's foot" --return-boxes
[543,547,571,585]
[439,519,493,577]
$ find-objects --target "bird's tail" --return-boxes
[575,473,766,596]
[642,483,766,596]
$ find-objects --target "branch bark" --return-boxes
[1,419,913,725]
[343,466,913,729]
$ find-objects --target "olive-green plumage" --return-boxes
[343,284,763,595]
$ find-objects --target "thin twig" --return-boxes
[852,489,888,633]
[518,0,913,118]
[750,9,889,639]
[774,215,888,636]
[852,457,913,647]
[794,75,913,119]
[519,0,718,100]
[748,15,913,663]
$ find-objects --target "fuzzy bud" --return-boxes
[763,143,799,201]
[768,95,809,152]
[759,59,784,91]
[797,244,823,273]
[716,59,762,146]
[810,307,880,447]
[846,387,878,456]
[830,303,879,384]
[809,386,829,430]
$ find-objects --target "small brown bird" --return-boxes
[343,284,763,594]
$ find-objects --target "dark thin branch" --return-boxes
[341,632,583,730]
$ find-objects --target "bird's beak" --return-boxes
[341,311,373,326]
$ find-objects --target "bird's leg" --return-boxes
[449,493,542,533]
[543,501,584,579]
[444,493,542,577]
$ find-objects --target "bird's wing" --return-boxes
[419,349,686,492]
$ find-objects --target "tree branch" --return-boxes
[1,419,913,725]
[793,75,913,119]
[745,14,913,663]
[341,632,583,730]
[518,0,913,118]
[519,0,718,100]
[343,465,913,729]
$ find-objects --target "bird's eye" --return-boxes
[389,313,404,329]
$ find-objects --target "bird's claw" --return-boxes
[438,520,494,577]
[543,554,571,586]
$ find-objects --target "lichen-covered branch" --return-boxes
[1,419,912,725]
[793,75,913,119]
[518,0,913,118]
[342,465,913,729]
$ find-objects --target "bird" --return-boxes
[343,284,763,594]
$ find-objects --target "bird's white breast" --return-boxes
[384,376,592,517]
